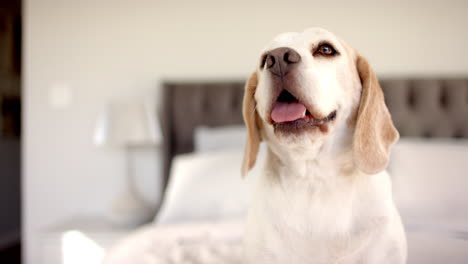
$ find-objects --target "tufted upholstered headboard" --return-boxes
[381,79,468,138]
[160,78,468,187]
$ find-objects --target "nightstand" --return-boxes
[40,216,139,264]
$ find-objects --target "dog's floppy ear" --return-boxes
[242,72,262,177]
[353,55,399,175]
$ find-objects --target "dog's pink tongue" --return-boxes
[271,102,307,123]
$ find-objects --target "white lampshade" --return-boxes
[94,99,162,147]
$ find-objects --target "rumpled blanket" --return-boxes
[103,220,244,264]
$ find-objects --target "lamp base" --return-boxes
[106,186,155,227]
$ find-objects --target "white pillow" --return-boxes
[194,125,247,153]
[391,139,468,218]
[155,146,265,224]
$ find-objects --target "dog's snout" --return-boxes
[266,47,301,77]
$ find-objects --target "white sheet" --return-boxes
[103,220,245,264]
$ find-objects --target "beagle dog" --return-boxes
[242,28,407,264]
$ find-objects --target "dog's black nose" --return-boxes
[266,47,301,77]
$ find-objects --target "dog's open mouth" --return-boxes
[271,89,337,133]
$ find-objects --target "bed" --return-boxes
[103,78,468,264]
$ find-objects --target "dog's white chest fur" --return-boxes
[245,159,406,264]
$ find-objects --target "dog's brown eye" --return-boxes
[315,44,337,56]
[320,45,333,54]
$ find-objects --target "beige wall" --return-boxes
[24,0,468,263]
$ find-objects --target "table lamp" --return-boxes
[94,98,162,226]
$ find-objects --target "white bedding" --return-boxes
[104,218,468,264]
[104,139,468,263]
[155,149,263,224]
[103,220,245,264]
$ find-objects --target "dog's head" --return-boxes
[242,27,398,176]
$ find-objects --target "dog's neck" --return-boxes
[264,127,359,185]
